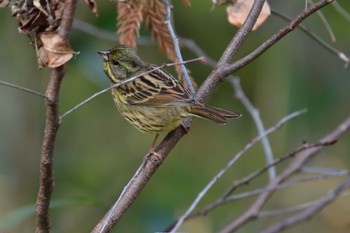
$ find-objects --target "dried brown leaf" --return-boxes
[143,0,176,61]
[85,0,98,16]
[181,0,191,7]
[0,0,9,8]
[117,1,143,48]
[39,32,75,68]
[227,0,270,31]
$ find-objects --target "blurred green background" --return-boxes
[1,1,350,232]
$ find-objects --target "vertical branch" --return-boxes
[229,77,276,179]
[35,1,77,233]
[163,0,195,94]
[35,67,64,233]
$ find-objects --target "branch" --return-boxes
[35,1,77,233]
[271,8,349,65]
[222,0,336,75]
[260,175,350,233]
[196,0,335,103]
[163,0,195,94]
[0,80,46,98]
[259,189,350,218]
[218,115,350,233]
[164,140,336,231]
[92,125,189,233]
[168,109,307,233]
[229,77,276,180]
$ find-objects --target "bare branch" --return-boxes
[168,109,307,233]
[259,189,350,218]
[271,8,349,65]
[229,77,276,180]
[196,0,335,103]
[332,1,350,23]
[0,80,46,98]
[163,0,195,94]
[35,1,77,232]
[218,115,350,233]
[216,0,267,66]
[260,175,350,233]
[164,141,336,231]
[223,0,336,74]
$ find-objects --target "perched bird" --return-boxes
[98,45,241,148]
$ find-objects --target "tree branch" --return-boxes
[229,77,276,180]
[218,115,350,233]
[35,1,77,232]
[163,0,195,94]
[0,80,46,98]
[168,109,306,233]
[260,175,350,233]
[196,0,335,103]
[164,140,337,231]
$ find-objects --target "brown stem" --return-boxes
[35,1,77,232]
[35,67,65,233]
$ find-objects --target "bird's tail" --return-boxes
[189,104,241,124]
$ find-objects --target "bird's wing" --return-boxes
[118,65,194,106]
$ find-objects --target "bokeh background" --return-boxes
[1,1,350,232]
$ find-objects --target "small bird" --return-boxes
[98,45,241,148]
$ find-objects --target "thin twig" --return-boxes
[60,57,203,120]
[0,80,46,98]
[35,1,77,233]
[272,9,349,64]
[229,77,276,180]
[164,140,337,230]
[259,189,350,217]
[301,166,349,176]
[163,0,195,94]
[218,115,350,233]
[332,1,350,23]
[307,0,336,42]
[168,109,307,233]
[260,175,350,233]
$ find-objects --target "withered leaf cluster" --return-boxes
[117,0,191,62]
[4,0,97,68]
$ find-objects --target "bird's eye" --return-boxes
[112,60,120,66]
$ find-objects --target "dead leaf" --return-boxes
[85,0,98,16]
[0,0,9,8]
[40,32,75,68]
[227,0,270,31]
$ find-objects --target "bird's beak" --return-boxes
[98,50,109,61]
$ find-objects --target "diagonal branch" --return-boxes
[0,80,46,98]
[196,0,335,103]
[168,109,306,233]
[218,115,350,233]
[260,175,350,233]
[229,77,276,180]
